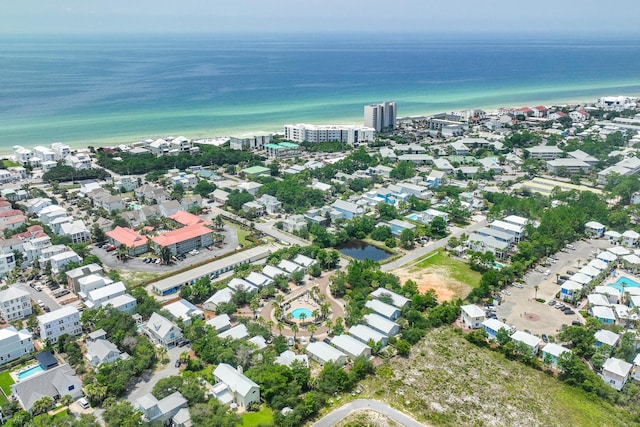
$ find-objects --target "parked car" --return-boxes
[571,320,583,326]
[175,360,181,368]
[565,310,575,315]
[541,334,548,343]
[548,300,556,306]
[43,305,51,312]
[322,338,331,345]
[288,337,295,346]
[37,300,45,308]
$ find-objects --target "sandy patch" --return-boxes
[393,266,471,302]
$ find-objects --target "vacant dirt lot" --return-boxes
[394,267,469,302]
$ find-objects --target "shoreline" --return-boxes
[1,91,637,158]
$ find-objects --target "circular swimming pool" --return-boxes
[290,307,313,319]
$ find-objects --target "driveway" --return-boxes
[495,238,612,335]
[125,345,188,403]
[311,399,425,427]
[16,283,61,312]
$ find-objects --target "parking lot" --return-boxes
[90,224,239,273]
[495,238,612,336]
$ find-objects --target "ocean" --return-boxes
[1,33,640,154]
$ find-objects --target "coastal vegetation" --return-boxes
[42,165,111,183]
[354,327,639,427]
[96,144,262,176]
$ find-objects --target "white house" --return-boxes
[205,314,232,334]
[85,338,125,367]
[541,343,570,369]
[331,335,371,359]
[363,313,400,337]
[481,318,510,340]
[142,312,183,348]
[595,329,620,348]
[275,350,309,368]
[591,306,617,325]
[0,327,34,365]
[306,342,348,366]
[348,324,388,346]
[622,230,640,247]
[84,282,127,310]
[632,354,640,381]
[163,299,204,326]
[0,287,32,322]
[218,324,249,341]
[370,288,410,309]
[460,304,486,329]
[12,364,83,412]
[135,391,188,424]
[510,330,541,354]
[213,363,260,408]
[602,357,633,391]
[203,288,235,312]
[585,221,605,238]
[364,299,401,321]
[37,306,81,344]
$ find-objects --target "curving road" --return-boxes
[311,399,426,427]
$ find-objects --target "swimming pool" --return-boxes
[290,307,313,320]
[405,213,419,221]
[17,365,44,380]
[616,276,640,288]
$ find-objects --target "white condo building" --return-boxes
[364,101,397,132]
[0,327,34,364]
[0,288,32,322]
[37,306,82,344]
[284,124,374,144]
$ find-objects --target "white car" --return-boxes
[37,300,45,308]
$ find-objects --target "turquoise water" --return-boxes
[291,307,313,320]
[1,34,640,154]
[616,277,640,288]
[405,213,419,221]
[17,365,44,380]
[610,284,625,293]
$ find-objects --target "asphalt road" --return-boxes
[311,399,426,427]
[381,217,488,271]
[16,282,61,312]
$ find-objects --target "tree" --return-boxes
[370,225,393,242]
[291,323,299,341]
[395,339,411,357]
[102,401,142,427]
[92,224,106,244]
[60,394,74,411]
[193,180,216,197]
[430,216,447,238]
[308,324,317,341]
[227,190,254,211]
[291,269,305,286]
[160,246,172,265]
[31,396,54,416]
[400,228,415,249]
[376,203,398,221]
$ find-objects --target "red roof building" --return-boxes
[151,224,214,255]
[106,226,149,255]
[169,210,212,227]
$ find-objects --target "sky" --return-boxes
[2,0,639,35]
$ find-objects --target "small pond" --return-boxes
[338,240,392,262]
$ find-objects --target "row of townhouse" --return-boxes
[202,254,315,311]
[307,288,406,367]
[65,263,137,313]
[465,215,528,259]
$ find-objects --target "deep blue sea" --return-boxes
[1,33,639,152]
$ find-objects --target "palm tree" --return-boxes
[320,302,330,320]
[180,351,190,364]
[291,323,299,341]
[160,246,172,265]
[308,324,317,341]
[277,321,284,336]
[250,297,259,319]
[267,320,274,337]
[275,294,284,306]
[312,309,320,322]
[60,394,74,412]
[299,312,307,324]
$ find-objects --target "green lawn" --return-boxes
[224,220,253,246]
[241,406,273,426]
[2,160,21,168]
[413,249,482,287]
[0,371,15,396]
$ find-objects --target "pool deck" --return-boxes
[288,295,319,322]
[11,363,42,383]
